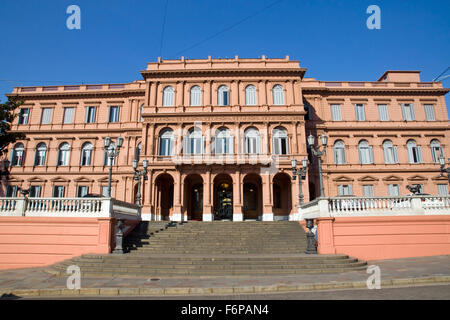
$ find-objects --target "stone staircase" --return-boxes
[47,221,367,277]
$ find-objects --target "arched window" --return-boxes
[244,127,260,154]
[245,85,257,106]
[333,140,346,164]
[162,86,174,106]
[217,85,229,106]
[140,104,144,122]
[11,143,25,166]
[214,127,233,154]
[430,139,444,163]
[272,127,289,155]
[185,127,204,155]
[358,140,373,164]
[34,143,47,166]
[80,142,93,166]
[272,85,284,105]
[159,129,174,156]
[190,86,202,106]
[382,140,398,164]
[57,142,70,166]
[406,140,422,164]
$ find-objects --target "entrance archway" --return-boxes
[184,174,203,220]
[243,173,262,220]
[213,173,233,220]
[273,173,292,217]
[155,173,174,221]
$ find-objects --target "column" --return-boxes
[203,170,213,221]
[262,173,273,221]
[233,170,243,221]
[172,170,183,222]
[291,122,298,156]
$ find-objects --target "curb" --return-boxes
[1,276,450,298]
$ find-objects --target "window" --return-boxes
[355,104,365,121]
[378,104,389,121]
[41,108,52,124]
[163,86,174,106]
[63,107,74,124]
[363,185,374,197]
[34,143,47,166]
[245,85,257,106]
[401,103,415,121]
[158,129,174,156]
[77,186,89,197]
[29,186,42,198]
[438,184,449,196]
[85,106,96,123]
[358,140,373,164]
[333,140,346,164]
[424,104,435,121]
[10,143,25,166]
[406,140,422,164]
[388,184,400,196]
[102,186,113,197]
[6,185,18,197]
[331,104,342,121]
[214,128,233,154]
[57,143,70,166]
[190,86,202,106]
[272,85,284,105]
[272,127,289,155]
[140,104,144,122]
[53,186,65,197]
[430,139,444,163]
[18,108,29,125]
[104,147,116,166]
[338,184,353,196]
[244,127,260,154]
[80,142,93,166]
[108,106,119,123]
[184,127,204,154]
[218,85,229,106]
[382,140,398,164]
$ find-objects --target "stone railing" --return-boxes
[0,197,141,220]
[299,195,450,219]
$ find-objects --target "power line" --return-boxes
[159,0,170,58]
[433,66,450,82]
[174,0,283,56]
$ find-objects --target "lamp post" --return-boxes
[439,153,450,185]
[104,136,123,197]
[307,133,328,198]
[291,158,309,205]
[132,158,149,206]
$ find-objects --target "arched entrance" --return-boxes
[155,173,174,221]
[213,173,233,220]
[184,174,203,220]
[243,173,262,220]
[273,173,292,217]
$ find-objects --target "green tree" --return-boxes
[0,97,26,157]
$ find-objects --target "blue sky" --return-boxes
[0,0,449,113]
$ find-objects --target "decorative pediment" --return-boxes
[431,174,449,181]
[382,175,403,182]
[6,176,24,183]
[358,175,379,182]
[50,176,70,183]
[407,175,428,182]
[333,175,354,182]
[74,176,94,183]
[27,176,47,183]
[97,177,119,183]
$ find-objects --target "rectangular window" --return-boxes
[331,104,342,121]
[104,151,116,166]
[102,186,113,197]
[378,104,389,121]
[29,186,42,198]
[363,185,374,197]
[53,186,65,198]
[424,104,435,121]
[85,106,96,123]
[18,108,30,125]
[388,184,400,196]
[108,106,120,123]
[6,185,18,197]
[41,108,53,124]
[401,104,415,121]
[273,137,289,155]
[438,184,448,196]
[355,104,365,121]
[63,107,74,124]
[77,186,89,197]
[338,184,353,196]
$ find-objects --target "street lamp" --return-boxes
[439,153,450,185]
[104,136,123,197]
[307,133,328,198]
[291,158,308,205]
[132,158,149,206]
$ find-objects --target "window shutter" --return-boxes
[229,136,234,154]
[410,104,416,120]
[401,104,407,121]
[348,185,353,195]
[63,108,74,124]
[338,185,343,196]
[393,146,398,163]
[407,146,414,163]
[417,146,422,163]
[369,146,374,164]
[358,147,362,164]
[201,136,205,154]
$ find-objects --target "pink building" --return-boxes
[3,56,450,222]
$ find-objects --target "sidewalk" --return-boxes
[1,255,449,298]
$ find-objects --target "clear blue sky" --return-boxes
[0,0,449,114]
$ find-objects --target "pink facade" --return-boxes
[2,56,449,222]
